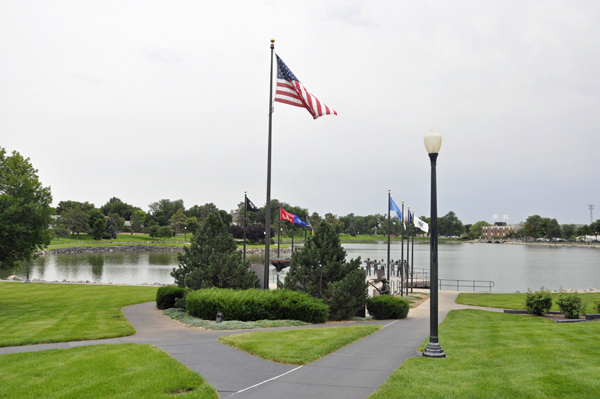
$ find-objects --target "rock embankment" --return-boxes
[35,245,183,255]
[34,245,293,256]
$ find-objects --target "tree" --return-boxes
[438,211,464,237]
[89,209,107,240]
[148,225,160,240]
[282,222,368,321]
[157,225,173,241]
[523,215,542,238]
[108,212,125,230]
[105,217,118,239]
[169,209,187,236]
[148,199,184,225]
[59,205,90,239]
[561,224,577,239]
[469,221,492,239]
[186,216,200,235]
[171,212,260,290]
[131,210,146,233]
[546,219,561,240]
[55,200,95,215]
[100,197,140,221]
[0,148,53,268]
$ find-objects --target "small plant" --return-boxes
[156,286,186,310]
[556,288,587,319]
[366,295,410,320]
[594,300,600,314]
[524,287,552,316]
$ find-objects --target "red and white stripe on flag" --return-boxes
[275,79,337,120]
[274,54,337,120]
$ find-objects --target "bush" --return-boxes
[594,300,600,313]
[556,290,587,319]
[366,295,410,320]
[186,288,329,323]
[525,287,553,316]
[156,286,186,310]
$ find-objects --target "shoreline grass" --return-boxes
[0,344,217,399]
[370,309,600,398]
[456,292,600,313]
[218,325,382,365]
[0,282,157,347]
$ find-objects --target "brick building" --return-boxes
[481,222,519,238]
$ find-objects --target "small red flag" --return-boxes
[280,207,295,223]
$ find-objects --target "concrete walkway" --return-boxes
[0,291,501,398]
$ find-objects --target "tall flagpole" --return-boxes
[400,201,404,296]
[277,203,281,258]
[243,191,247,262]
[407,206,411,295]
[387,190,391,280]
[264,38,275,290]
[411,210,415,294]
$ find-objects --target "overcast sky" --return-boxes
[2,1,599,225]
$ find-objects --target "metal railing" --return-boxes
[438,279,495,292]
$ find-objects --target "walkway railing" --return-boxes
[438,279,495,292]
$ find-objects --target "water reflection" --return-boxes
[3,244,598,291]
[149,252,177,266]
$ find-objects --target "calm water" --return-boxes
[3,243,599,292]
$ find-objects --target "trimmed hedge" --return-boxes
[186,288,329,323]
[366,295,410,320]
[156,286,186,310]
[525,287,552,316]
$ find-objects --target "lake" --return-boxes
[3,242,599,292]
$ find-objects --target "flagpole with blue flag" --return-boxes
[390,195,403,287]
[401,201,405,296]
[244,192,247,262]
[407,207,411,294]
[387,190,391,280]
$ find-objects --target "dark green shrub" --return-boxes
[524,287,552,316]
[156,286,186,310]
[186,288,329,323]
[594,300,600,313]
[366,295,410,320]
[556,290,587,319]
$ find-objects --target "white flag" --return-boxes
[413,215,429,233]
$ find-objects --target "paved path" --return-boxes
[0,291,502,398]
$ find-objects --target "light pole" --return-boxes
[423,128,446,358]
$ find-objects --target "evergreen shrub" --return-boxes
[556,290,587,319]
[156,286,186,310]
[186,288,329,323]
[282,222,368,321]
[524,287,553,316]
[366,295,410,320]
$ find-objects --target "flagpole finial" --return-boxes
[245,191,247,193]
[402,200,404,203]
[270,39,275,49]
[388,189,391,192]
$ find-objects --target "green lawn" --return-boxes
[0,344,217,399]
[456,292,600,313]
[370,309,600,398]
[0,282,157,347]
[218,325,382,365]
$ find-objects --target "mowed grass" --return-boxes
[0,344,217,399]
[456,292,600,313]
[370,309,600,399]
[0,282,157,347]
[218,325,382,365]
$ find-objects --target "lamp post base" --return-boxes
[423,342,446,358]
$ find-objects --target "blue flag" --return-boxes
[390,197,402,221]
[293,214,308,226]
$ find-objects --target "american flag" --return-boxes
[274,54,337,120]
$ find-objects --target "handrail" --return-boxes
[438,279,495,292]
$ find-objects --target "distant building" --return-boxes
[481,222,519,238]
